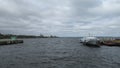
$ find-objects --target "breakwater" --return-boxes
[0,39,23,45]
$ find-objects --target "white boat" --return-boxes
[80,37,100,47]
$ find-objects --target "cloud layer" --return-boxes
[0,0,120,37]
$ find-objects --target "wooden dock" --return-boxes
[0,39,23,45]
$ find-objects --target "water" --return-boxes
[0,38,120,68]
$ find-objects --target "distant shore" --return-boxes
[0,33,58,39]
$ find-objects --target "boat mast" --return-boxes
[89,33,91,37]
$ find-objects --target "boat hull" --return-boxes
[83,42,100,47]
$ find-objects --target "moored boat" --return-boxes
[80,37,100,47]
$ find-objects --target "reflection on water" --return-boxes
[0,38,120,68]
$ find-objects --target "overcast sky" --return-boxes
[0,0,120,37]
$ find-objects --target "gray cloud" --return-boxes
[0,0,120,37]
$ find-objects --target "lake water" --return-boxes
[0,38,120,68]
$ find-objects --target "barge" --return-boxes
[100,39,120,46]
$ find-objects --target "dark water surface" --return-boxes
[0,38,120,68]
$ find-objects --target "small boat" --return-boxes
[80,37,100,47]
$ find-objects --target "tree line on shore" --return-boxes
[0,33,58,39]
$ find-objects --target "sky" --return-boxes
[0,0,120,37]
